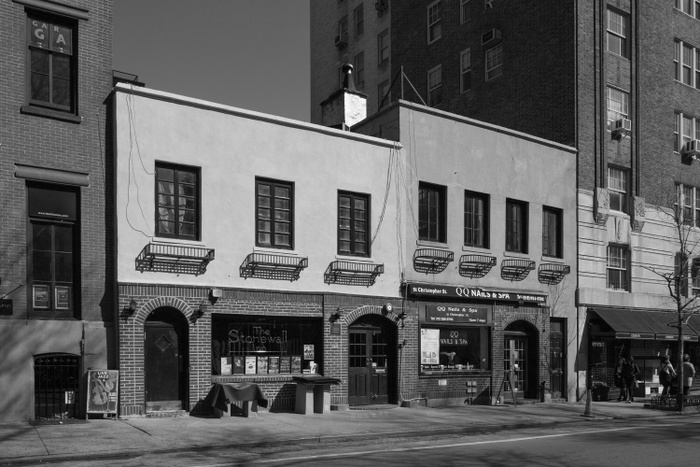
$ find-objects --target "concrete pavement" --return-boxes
[0,401,696,466]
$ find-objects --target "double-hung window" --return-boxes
[338,191,370,257]
[606,9,629,58]
[675,0,700,20]
[542,207,563,258]
[419,182,447,243]
[256,178,293,249]
[378,79,390,108]
[354,4,364,37]
[675,112,700,152]
[607,167,628,213]
[460,0,471,24]
[692,258,700,295]
[378,29,389,66]
[676,253,690,297]
[464,191,489,248]
[338,16,348,44]
[27,13,76,113]
[505,199,528,254]
[427,1,442,44]
[607,245,629,291]
[677,184,700,227]
[674,40,700,89]
[607,87,629,127]
[156,163,200,240]
[485,44,503,81]
[427,65,443,106]
[460,48,472,93]
[353,52,365,89]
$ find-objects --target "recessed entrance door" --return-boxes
[349,324,391,405]
[145,308,188,411]
[549,319,566,400]
[504,337,527,397]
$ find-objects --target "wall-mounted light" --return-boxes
[397,311,407,328]
[192,302,206,321]
[210,287,223,303]
[398,339,407,349]
[382,303,393,316]
[122,298,137,319]
[330,309,342,322]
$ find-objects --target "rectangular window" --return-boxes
[27,14,76,112]
[675,0,700,20]
[338,15,348,43]
[427,1,442,44]
[677,184,700,227]
[464,191,489,248]
[354,52,365,89]
[607,167,628,214]
[542,206,563,258]
[378,79,390,108]
[338,191,370,257]
[505,199,528,253]
[28,184,79,317]
[674,40,700,89]
[676,253,690,297]
[485,44,503,81]
[692,258,700,296]
[607,87,629,125]
[156,163,200,240]
[378,29,389,66]
[419,182,447,243]
[607,245,629,291]
[420,326,490,372]
[606,9,628,58]
[460,48,472,93]
[427,65,442,106]
[461,0,471,24]
[354,4,364,37]
[675,111,700,152]
[256,178,293,249]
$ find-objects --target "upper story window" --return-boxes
[542,206,563,259]
[338,191,370,257]
[606,9,629,58]
[256,178,293,249]
[485,44,503,81]
[427,65,443,106]
[427,1,442,44]
[692,258,700,295]
[354,52,365,89]
[26,13,77,114]
[675,0,700,20]
[354,4,364,37]
[675,112,700,152]
[28,184,79,318]
[505,199,528,254]
[607,245,629,291]
[378,79,390,108]
[460,0,471,24]
[419,182,447,243]
[338,15,348,43]
[378,29,389,66]
[464,190,489,248]
[460,48,472,93]
[674,40,700,89]
[608,166,628,214]
[156,163,200,240]
[677,184,700,227]
[607,87,629,127]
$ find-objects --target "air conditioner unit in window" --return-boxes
[481,28,502,45]
[684,139,700,156]
[612,118,632,137]
[335,34,348,49]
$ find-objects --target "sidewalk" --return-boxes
[0,401,695,465]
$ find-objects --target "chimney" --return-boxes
[320,63,367,130]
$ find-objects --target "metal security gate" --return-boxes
[34,353,80,420]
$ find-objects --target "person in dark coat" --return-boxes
[682,354,696,396]
[615,357,627,401]
[660,355,676,397]
[621,356,640,403]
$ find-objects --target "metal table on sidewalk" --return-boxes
[203,382,268,418]
[293,375,341,414]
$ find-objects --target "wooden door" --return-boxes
[349,327,389,405]
[549,319,566,399]
[145,315,186,411]
[504,337,527,398]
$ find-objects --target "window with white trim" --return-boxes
[675,0,700,20]
[675,112,700,153]
[485,44,503,81]
[505,199,528,254]
[607,245,629,291]
[608,167,628,214]
[428,65,442,106]
[676,184,700,227]
[427,1,442,44]
[607,87,629,126]
[606,9,629,58]
[460,0,471,24]
[674,40,700,89]
[460,48,472,93]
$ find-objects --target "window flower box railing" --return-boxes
[500,258,536,281]
[413,248,454,274]
[239,252,308,281]
[537,263,571,285]
[459,255,497,278]
[324,260,384,286]
[135,242,215,275]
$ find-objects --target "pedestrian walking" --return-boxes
[682,354,695,396]
[660,355,676,397]
[622,356,640,403]
[615,357,627,401]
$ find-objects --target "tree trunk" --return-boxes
[677,315,685,413]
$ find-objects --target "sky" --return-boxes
[113,0,311,122]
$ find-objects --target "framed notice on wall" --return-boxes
[420,328,440,365]
[86,369,118,415]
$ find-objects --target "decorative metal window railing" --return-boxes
[500,258,536,281]
[413,248,454,274]
[239,252,308,281]
[324,260,384,286]
[459,254,497,278]
[135,243,215,275]
[537,263,571,285]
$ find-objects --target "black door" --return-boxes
[145,308,188,411]
[550,319,566,400]
[348,318,394,405]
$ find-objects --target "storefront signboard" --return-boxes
[407,282,547,305]
[86,369,118,415]
[426,304,488,324]
[0,299,12,315]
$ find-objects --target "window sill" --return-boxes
[335,254,375,262]
[606,50,630,61]
[21,105,82,124]
[153,237,206,247]
[416,239,449,249]
[503,251,530,259]
[462,245,491,254]
[541,255,565,263]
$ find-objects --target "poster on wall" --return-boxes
[303,345,315,360]
[232,356,245,374]
[33,285,49,309]
[420,328,440,365]
[291,355,301,373]
[257,356,268,374]
[279,356,291,374]
[245,356,257,374]
[86,369,118,415]
[268,356,279,374]
[220,357,232,375]
[55,286,71,310]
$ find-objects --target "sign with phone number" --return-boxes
[426,304,489,324]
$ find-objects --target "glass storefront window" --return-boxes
[420,326,490,372]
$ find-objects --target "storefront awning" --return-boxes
[590,308,700,342]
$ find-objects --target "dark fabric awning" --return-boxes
[590,308,699,342]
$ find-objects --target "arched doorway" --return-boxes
[504,320,539,399]
[144,307,189,412]
[348,314,397,406]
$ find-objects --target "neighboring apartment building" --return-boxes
[0,0,113,421]
[311,1,700,401]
